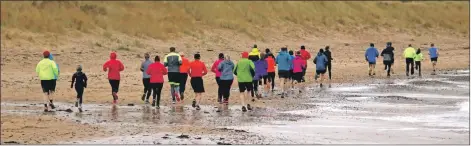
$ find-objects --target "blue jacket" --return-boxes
[365,47,379,63]
[141,59,152,78]
[288,55,295,70]
[48,54,60,79]
[313,52,328,71]
[217,60,235,80]
[276,51,291,71]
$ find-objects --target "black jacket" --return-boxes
[324,50,333,62]
[381,47,395,61]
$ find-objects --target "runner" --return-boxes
[71,65,87,112]
[249,45,261,59]
[428,43,439,75]
[264,50,276,93]
[146,55,168,109]
[403,44,416,76]
[218,55,235,107]
[365,43,379,76]
[292,51,307,94]
[288,50,295,88]
[385,42,396,74]
[299,45,311,82]
[324,46,333,80]
[313,49,328,87]
[163,47,182,104]
[414,48,424,77]
[188,53,208,110]
[248,49,260,98]
[103,52,125,104]
[140,53,152,104]
[36,51,59,112]
[211,53,224,103]
[234,52,255,112]
[179,52,190,100]
[276,47,291,98]
[381,43,394,77]
[252,52,268,100]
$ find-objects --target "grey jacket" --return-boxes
[164,52,182,73]
[141,59,152,78]
[218,60,235,80]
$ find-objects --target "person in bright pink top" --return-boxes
[146,55,168,108]
[211,53,225,103]
[103,52,125,104]
[292,51,307,94]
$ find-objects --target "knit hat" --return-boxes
[241,52,249,58]
[43,50,50,58]
[218,53,224,59]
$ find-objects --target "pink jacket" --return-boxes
[211,59,224,77]
[292,56,306,73]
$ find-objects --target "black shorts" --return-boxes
[316,70,326,74]
[369,62,376,65]
[431,57,438,62]
[190,77,205,93]
[40,80,55,93]
[238,82,253,92]
[168,72,180,85]
[278,70,290,78]
[293,72,303,83]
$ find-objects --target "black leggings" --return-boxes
[109,80,120,100]
[384,61,392,75]
[266,72,275,90]
[220,80,233,100]
[150,83,163,106]
[406,58,414,75]
[75,86,84,104]
[251,80,259,97]
[143,78,151,99]
[415,61,421,75]
[179,73,188,94]
[216,77,223,102]
[326,62,332,80]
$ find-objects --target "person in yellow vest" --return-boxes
[414,48,424,77]
[249,44,261,59]
[403,44,416,76]
[36,51,59,112]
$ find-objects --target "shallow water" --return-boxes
[2,70,469,144]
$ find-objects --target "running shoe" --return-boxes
[156,106,160,109]
[247,104,252,110]
[141,93,146,101]
[242,106,247,112]
[78,108,83,113]
[145,100,150,104]
[192,100,196,108]
[112,100,117,104]
[152,101,156,107]
[196,105,201,110]
[49,103,56,109]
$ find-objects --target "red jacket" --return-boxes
[103,52,124,80]
[189,60,207,77]
[179,56,190,73]
[266,56,276,73]
[300,49,311,63]
[211,59,224,77]
[146,62,168,83]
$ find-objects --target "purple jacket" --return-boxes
[253,60,268,80]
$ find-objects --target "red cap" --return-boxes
[43,50,50,57]
[241,52,249,58]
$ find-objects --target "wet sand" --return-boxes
[1,70,469,144]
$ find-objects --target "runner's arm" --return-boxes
[140,62,144,72]
[83,73,88,88]
[202,63,208,76]
[119,61,124,71]
[103,61,109,72]
[71,73,76,88]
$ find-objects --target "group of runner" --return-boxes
[36,42,439,113]
[365,42,439,77]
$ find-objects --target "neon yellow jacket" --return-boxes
[36,58,59,80]
[403,47,416,58]
[414,53,423,61]
[249,48,261,58]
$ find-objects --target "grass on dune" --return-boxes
[1,1,469,40]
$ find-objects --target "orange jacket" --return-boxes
[179,57,190,73]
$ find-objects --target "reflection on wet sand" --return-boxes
[111,105,118,121]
